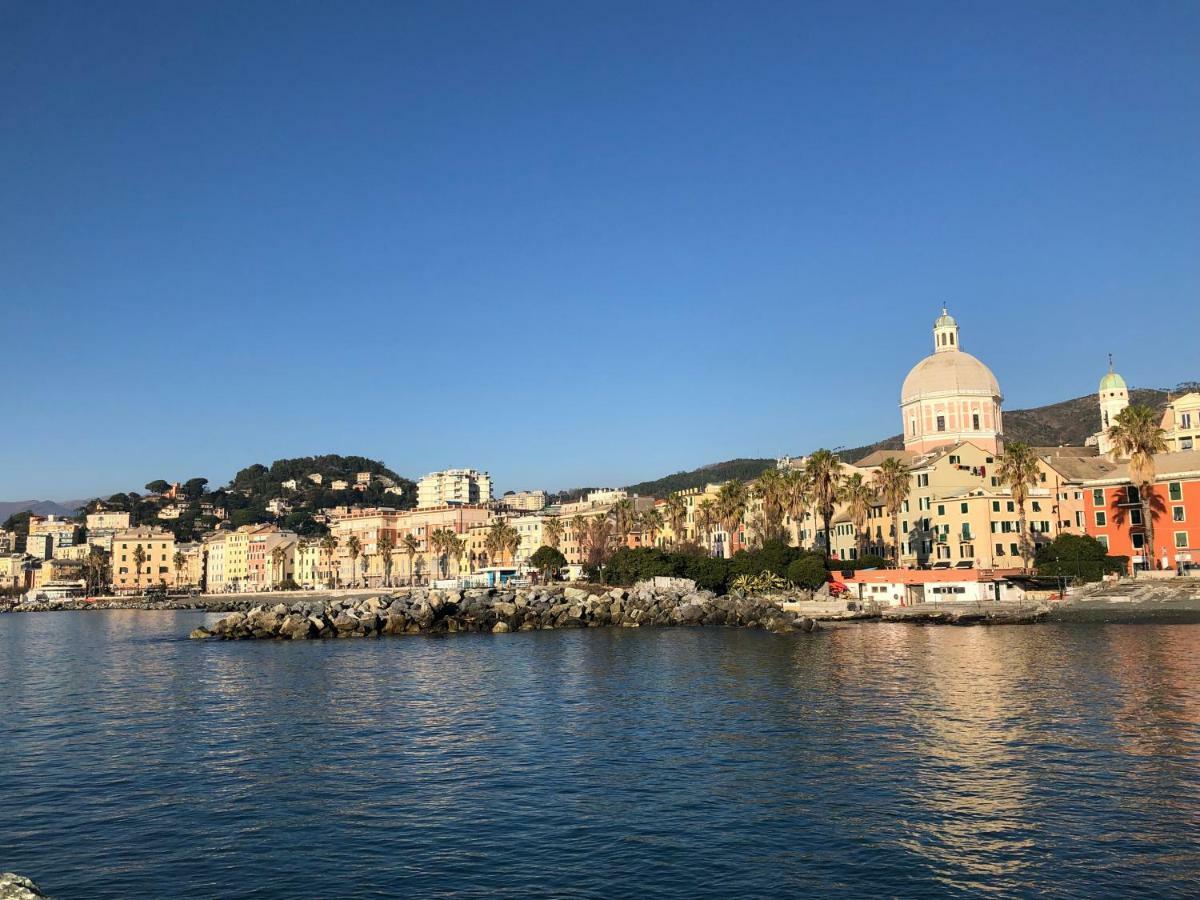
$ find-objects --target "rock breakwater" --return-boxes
[189,583,820,640]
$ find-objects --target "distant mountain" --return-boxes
[0,499,86,521]
[619,388,1178,496]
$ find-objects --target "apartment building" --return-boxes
[112,527,176,593]
[416,469,493,508]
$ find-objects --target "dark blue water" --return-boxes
[2,612,1199,898]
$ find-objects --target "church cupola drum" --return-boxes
[900,307,1004,454]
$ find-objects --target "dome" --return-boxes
[934,309,957,328]
[1100,371,1127,392]
[901,350,1001,403]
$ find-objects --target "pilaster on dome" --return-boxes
[933,304,960,353]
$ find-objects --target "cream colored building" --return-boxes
[1161,392,1200,453]
[204,533,227,593]
[1,554,28,591]
[499,490,547,512]
[85,510,131,550]
[112,527,176,593]
[417,468,493,508]
[28,514,77,557]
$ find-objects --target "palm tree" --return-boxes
[664,494,687,547]
[173,550,187,588]
[346,535,362,586]
[838,472,874,560]
[485,521,506,569]
[695,499,717,556]
[586,514,613,567]
[996,442,1043,572]
[752,469,788,541]
[543,517,564,549]
[716,481,749,557]
[806,449,844,561]
[611,498,636,543]
[502,526,520,567]
[320,534,338,588]
[638,507,664,547]
[377,531,395,587]
[1107,404,1169,569]
[270,544,288,587]
[782,468,811,548]
[431,528,457,578]
[132,544,147,593]
[84,546,109,594]
[872,457,911,568]
[402,534,420,585]
[569,514,589,563]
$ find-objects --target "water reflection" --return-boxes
[1,613,1199,899]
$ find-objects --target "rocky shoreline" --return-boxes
[0,874,48,900]
[189,583,821,640]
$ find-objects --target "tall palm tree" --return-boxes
[872,456,911,568]
[838,472,874,560]
[639,507,664,547]
[84,546,109,594]
[320,534,338,588]
[346,535,362,586]
[543,517,564,549]
[716,481,749,557]
[1107,404,1169,568]
[569,514,589,563]
[402,533,420,585]
[663,494,687,547]
[586,515,613,566]
[695,499,717,556]
[431,528,457,578]
[806,449,844,561]
[996,442,1043,572]
[132,544,147,593]
[502,526,520,567]
[173,550,187,588]
[752,469,788,541]
[377,531,395,587]
[782,468,811,548]
[611,499,636,542]
[485,521,507,568]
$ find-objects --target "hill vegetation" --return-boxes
[75,455,416,542]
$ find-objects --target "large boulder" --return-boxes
[0,873,49,899]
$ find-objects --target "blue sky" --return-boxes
[3,1,1198,499]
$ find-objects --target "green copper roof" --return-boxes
[934,306,957,328]
[1100,371,1127,391]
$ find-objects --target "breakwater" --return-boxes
[189,583,821,640]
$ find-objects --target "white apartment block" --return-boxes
[417,468,494,508]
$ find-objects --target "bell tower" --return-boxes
[1096,355,1129,455]
[932,305,959,353]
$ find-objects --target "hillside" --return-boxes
[72,455,417,542]
[621,388,1179,495]
[0,499,86,521]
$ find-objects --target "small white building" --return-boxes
[844,568,1027,607]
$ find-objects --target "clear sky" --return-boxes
[3,1,1198,500]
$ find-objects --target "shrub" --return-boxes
[1035,533,1127,583]
[787,556,828,591]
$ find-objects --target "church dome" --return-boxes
[1099,371,1126,392]
[901,350,1001,403]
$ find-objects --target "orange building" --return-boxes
[1081,450,1200,572]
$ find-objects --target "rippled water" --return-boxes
[2,612,1199,898]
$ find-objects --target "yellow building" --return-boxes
[1161,392,1200,453]
[112,527,176,593]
